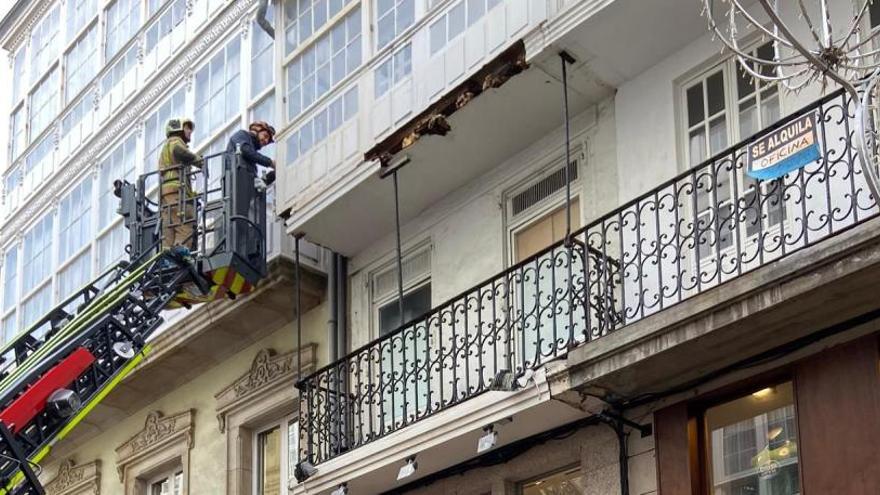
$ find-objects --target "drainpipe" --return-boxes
[327,252,339,362]
[256,0,275,38]
[335,254,348,360]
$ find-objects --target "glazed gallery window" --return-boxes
[703,382,800,495]
[251,9,276,98]
[285,8,362,120]
[520,466,586,495]
[10,107,25,162]
[283,0,353,55]
[64,24,99,103]
[105,0,141,60]
[376,0,414,49]
[29,68,59,139]
[30,5,60,83]
[194,37,241,142]
[374,43,411,98]
[67,0,97,41]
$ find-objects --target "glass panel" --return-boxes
[686,83,704,127]
[707,70,726,116]
[468,0,485,26]
[257,427,281,495]
[3,249,18,311]
[709,116,728,155]
[378,283,431,335]
[705,382,799,495]
[521,467,586,495]
[689,128,706,167]
[430,18,445,54]
[736,63,754,99]
[448,2,466,40]
[375,58,391,98]
[739,98,758,138]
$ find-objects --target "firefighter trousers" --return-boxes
[160,185,197,251]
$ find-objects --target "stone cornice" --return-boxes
[0,0,256,246]
[4,0,48,53]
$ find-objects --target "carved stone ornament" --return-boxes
[44,459,100,495]
[116,410,194,482]
[215,347,313,432]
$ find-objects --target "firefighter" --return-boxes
[159,117,203,255]
[227,120,276,190]
[222,121,276,265]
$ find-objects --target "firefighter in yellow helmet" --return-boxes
[158,117,203,255]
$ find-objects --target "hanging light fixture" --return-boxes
[397,456,418,481]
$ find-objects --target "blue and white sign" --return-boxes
[747,113,820,180]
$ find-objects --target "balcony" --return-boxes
[295,88,877,484]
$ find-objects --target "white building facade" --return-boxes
[4,0,880,494]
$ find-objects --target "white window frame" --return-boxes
[429,0,500,55]
[374,43,411,98]
[283,0,353,56]
[11,46,27,105]
[679,42,787,266]
[251,13,276,99]
[252,414,298,495]
[376,0,415,49]
[284,7,362,122]
[104,0,141,61]
[57,177,93,265]
[64,22,99,104]
[29,5,60,83]
[285,85,357,164]
[10,105,26,163]
[147,468,184,495]
[193,35,242,143]
[143,0,187,77]
[29,68,60,141]
[67,0,98,43]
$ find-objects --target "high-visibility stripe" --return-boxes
[229,273,246,295]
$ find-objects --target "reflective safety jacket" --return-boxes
[159,136,202,196]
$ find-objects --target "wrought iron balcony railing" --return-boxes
[296,89,877,465]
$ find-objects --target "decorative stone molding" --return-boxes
[215,345,315,495]
[240,17,250,39]
[0,0,259,247]
[44,459,100,495]
[116,410,195,493]
[215,346,314,433]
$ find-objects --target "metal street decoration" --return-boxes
[747,112,820,179]
[702,0,880,200]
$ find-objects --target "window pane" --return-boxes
[3,248,18,311]
[686,83,704,127]
[707,71,726,116]
[257,427,281,495]
[378,283,431,335]
[467,0,485,26]
[430,18,445,54]
[705,382,799,495]
[522,468,586,495]
[709,116,727,155]
[448,2,465,40]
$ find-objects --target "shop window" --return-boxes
[701,382,800,495]
[520,466,586,495]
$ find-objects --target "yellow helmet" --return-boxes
[165,117,195,137]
